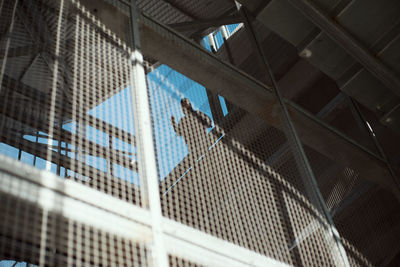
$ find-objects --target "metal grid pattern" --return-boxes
[334,187,400,267]
[0,1,293,266]
[1,0,399,266]
[168,255,203,267]
[0,151,291,267]
[1,206,148,266]
[305,145,400,266]
[0,0,141,205]
[0,166,150,266]
[145,58,346,266]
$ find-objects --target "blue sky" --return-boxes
[0,24,238,187]
[0,261,37,267]
[148,64,215,179]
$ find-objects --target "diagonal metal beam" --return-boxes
[160,0,199,20]
[168,15,242,33]
[189,6,239,41]
[285,0,400,99]
[261,93,347,170]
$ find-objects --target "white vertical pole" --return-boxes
[0,0,19,94]
[46,0,65,171]
[129,1,168,267]
[208,33,217,52]
[220,25,229,40]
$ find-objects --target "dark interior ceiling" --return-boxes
[79,0,400,182]
[125,0,400,176]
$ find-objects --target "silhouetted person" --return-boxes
[171,98,213,158]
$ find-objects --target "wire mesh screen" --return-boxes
[2,0,400,266]
[168,256,203,267]
[0,0,142,205]
[0,206,149,266]
[304,146,400,266]
[0,163,150,266]
[144,57,346,265]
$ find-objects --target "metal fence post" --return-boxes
[348,97,400,189]
[236,2,350,266]
[46,0,65,171]
[0,0,18,95]
[128,1,168,266]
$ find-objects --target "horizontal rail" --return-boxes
[0,155,290,267]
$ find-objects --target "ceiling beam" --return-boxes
[139,13,400,199]
[189,6,239,41]
[285,0,400,99]
[168,15,242,33]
